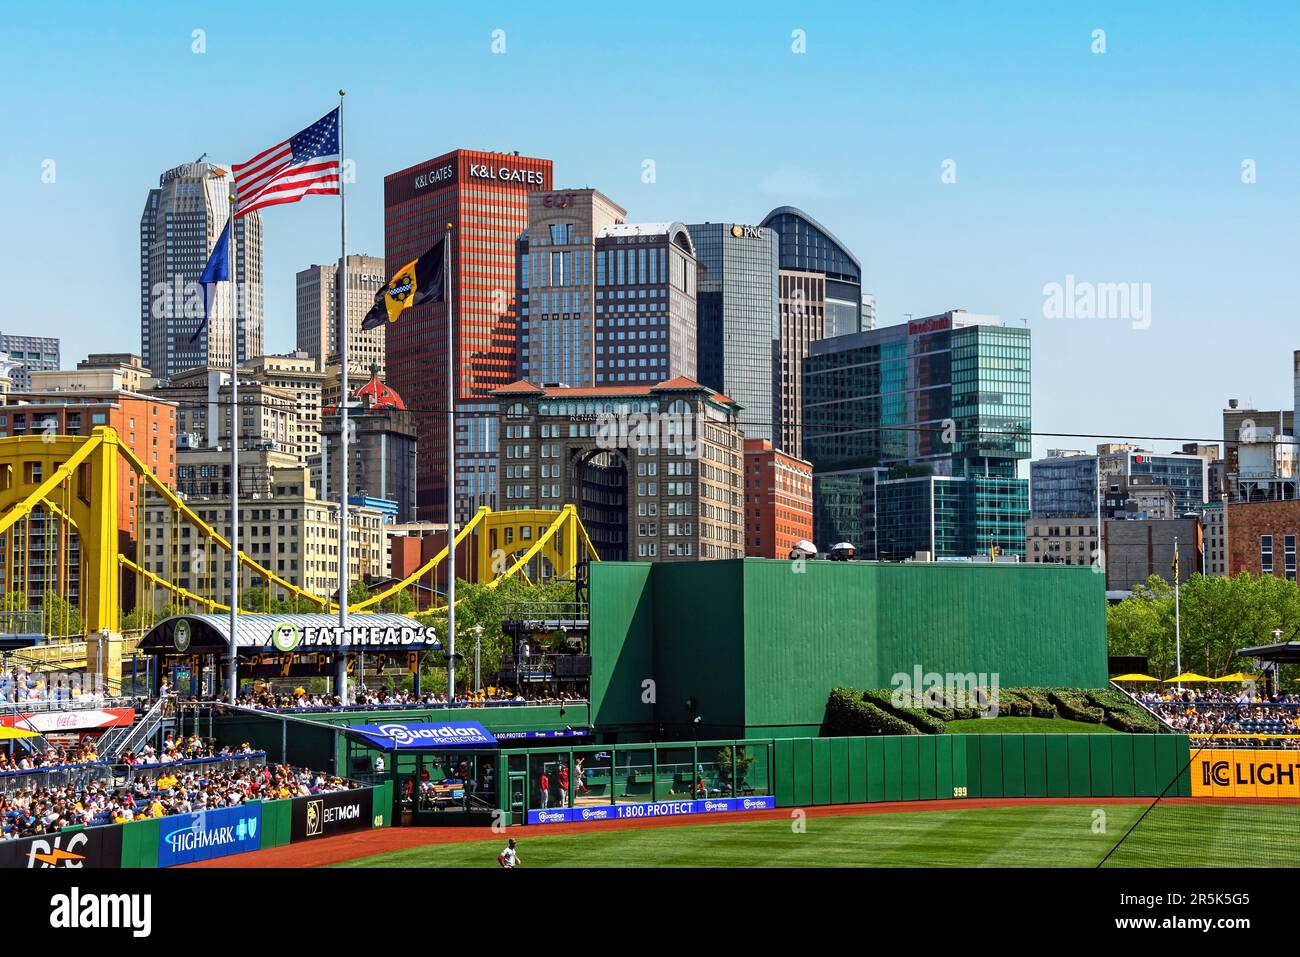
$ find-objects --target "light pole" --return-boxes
[472,624,483,693]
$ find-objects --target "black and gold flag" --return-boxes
[361,237,446,330]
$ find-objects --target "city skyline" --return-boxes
[3,2,1298,466]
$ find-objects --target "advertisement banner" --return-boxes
[1190,749,1300,798]
[350,721,497,751]
[157,803,263,867]
[0,825,123,869]
[291,788,374,842]
[0,707,135,734]
[527,795,775,826]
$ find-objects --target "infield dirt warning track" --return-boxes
[181,796,1286,868]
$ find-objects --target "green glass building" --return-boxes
[803,311,1031,559]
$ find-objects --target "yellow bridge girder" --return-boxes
[0,428,599,636]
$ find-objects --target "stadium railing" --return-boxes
[0,751,269,795]
[246,698,590,714]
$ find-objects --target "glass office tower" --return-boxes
[760,206,864,338]
[687,222,778,442]
[804,311,1031,559]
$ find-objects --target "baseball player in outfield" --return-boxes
[498,838,519,868]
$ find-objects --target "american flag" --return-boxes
[232,108,340,217]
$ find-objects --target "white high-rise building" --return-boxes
[140,161,263,378]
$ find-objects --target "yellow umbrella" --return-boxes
[1207,672,1259,683]
[0,726,40,741]
[1164,673,1213,683]
[1111,673,1159,682]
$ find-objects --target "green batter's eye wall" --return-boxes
[769,734,1192,807]
[589,558,1109,739]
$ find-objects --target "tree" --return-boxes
[379,588,415,614]
[1107,571,1300,682]
[41,591,82,638]
[415,576,578,685]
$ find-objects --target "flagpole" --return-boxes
[1174,536,1182,684]
[445,224,456,703]
[227,200,240,706]
[337,88,351,704]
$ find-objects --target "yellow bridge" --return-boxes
[0,427,598,678]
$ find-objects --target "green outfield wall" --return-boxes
[495,732,1192,826]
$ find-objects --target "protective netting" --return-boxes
[1100,705,1300,867]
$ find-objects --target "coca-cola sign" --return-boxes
[0,707,134,734]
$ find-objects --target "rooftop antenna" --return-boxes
[196,153,207,163]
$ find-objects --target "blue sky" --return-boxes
[2,0,1297,461]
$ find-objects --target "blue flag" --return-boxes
[191,217,232,344]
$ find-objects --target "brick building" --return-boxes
[492,377,745,562]
[743,438,813,558]
[384,149,553,522]
[1104,516,1202,592]
[1227,500,1300,580]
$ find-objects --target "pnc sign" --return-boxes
[731,224,763,239]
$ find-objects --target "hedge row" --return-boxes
[1047,689,1107,724]
[1005,687,1058,719]
[1087,688,1162,733]
[823,686,1160,735]
[824,688,921,737]
[861,689,948,733]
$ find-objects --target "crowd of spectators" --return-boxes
[1137,686,1300,748]
[120,733,259,767]
[1,665,110,705]
[1,760,357,841]
[231,684,587,711]
[0,742,99,773]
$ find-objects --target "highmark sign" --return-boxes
[157,804,263,867]
[267,622,440,652]
[527,796,775,826]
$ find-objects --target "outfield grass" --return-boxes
[945,717,1119,734]
[332,803,1300,868]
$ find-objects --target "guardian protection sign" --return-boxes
[349,721,497,751]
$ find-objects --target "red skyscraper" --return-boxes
[384,150,553,522]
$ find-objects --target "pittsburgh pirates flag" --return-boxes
[361,238,446,330]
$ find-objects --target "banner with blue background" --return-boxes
[528,796,775,826]
[158,803,263,866]
[349,721,497,751]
